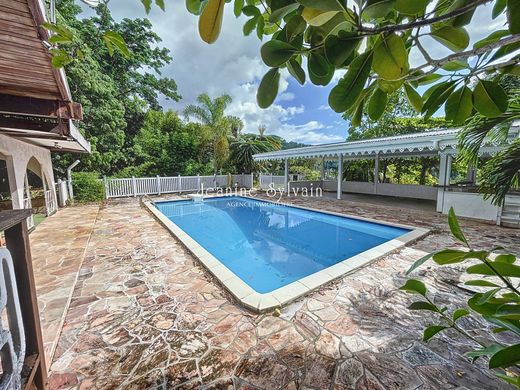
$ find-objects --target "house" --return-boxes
[0,0,90,228]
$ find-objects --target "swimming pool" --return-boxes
[148,196,426,311]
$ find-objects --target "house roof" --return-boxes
[0,0,89,153]
[253,125,520,161]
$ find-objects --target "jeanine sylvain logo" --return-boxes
[196,182,323,202]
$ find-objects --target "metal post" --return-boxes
[104,176,108,199]
[66,160,80,200]
[178,174,182,192]
[337,154,343,200]
[197,174,201,191]
[320,157,325,180]
[284,158,289,194]
[157,175,161,195]
[374,153,380,195]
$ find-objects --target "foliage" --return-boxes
[52,0,179,176]
[229,127,282,172]
[457,76,520,205]
[71,172,105,202]
[402,208,520,388]
[130,110,213,176]
[184,94,238,174]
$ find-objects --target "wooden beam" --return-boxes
[0,94,83,120]
[0,116,67,134]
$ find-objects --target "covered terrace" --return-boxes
[254,127,520,226]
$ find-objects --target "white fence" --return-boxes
[259,174,286,190]
[105,174,253,199]
[22,197,34,230]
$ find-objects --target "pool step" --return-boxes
[501,195,520,228]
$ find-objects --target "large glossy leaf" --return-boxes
[431,26,469,52]
[103,31,130,57]
[297,0,344,11]
[408,301,438,311]
[363,0,395,20]
[507,0,520,34]
[199,0,225,43]
[432,249,469,265]
[395,0,428,15]
[404,83,423,112]
[269,0,300,22]
[442,60,469,71]
[324,34,361,66]
[473,80,508,118]
[496,305,520,320]
[406,252,434,275]
[453,308,469,321]
[378,78,403,93]
[257,68,280,108]
[446,87,473,125]
[187,0,203,14]
[285,15,307,42]
[351,99,364,127]
[477,288,502,305]
[243,17,257,35]
[302,8,339,26]
[493,0,507,18]
[423,325,447,341]
[467,261,520,277]
[466,344,504,363]
[473,30,509,50]
[399,279,427,296]
[373,33,408,80]
[233,0,243,17]
[422,81,456,118]
[308,54,334,85]
[465,280,500,288]
[368,88,387,121]
[329,51,373,112]
[489,344,520,368]
[261,40,297,67]
[287,59,306,85]
[495,254,516,264]
[448,207,469,246]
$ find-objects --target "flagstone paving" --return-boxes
[30,204,99,364]
[38,194,520,389]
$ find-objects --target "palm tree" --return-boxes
[228,116,244,138]
[230,125,281,173]
[184,93,235,174]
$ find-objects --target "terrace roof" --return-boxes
[253,125,520,161]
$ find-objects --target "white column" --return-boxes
[284,158,289,194]
[320,157,325,180]
[337,154,343,200]
[374,153,380,195]
[437,153,453,212]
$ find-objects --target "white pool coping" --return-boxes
[143,196,429,313]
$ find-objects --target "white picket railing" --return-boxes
[105,174,253,199]
[23,197,34,230]
[45,189,57,215]
[259,174,286,190]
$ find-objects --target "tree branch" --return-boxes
[357,0,491,35]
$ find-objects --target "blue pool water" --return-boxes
[155,197,409,293]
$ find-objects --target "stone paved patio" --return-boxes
[35,195,520,389]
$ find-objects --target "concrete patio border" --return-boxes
[143,196,429,313]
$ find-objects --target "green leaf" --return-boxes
[256,16,265,40]
[494,373,520,387]
[378,78,403,93]
[477,288,502,305]
[287,59,306,85]
[431,26,469,52]
[242,5,260,16]
[261,40,296,67]
[423,325,447,341]
[324,33,361,66]
[49,49,72,68]
[297,0,344,11]
[467,262,520,277]
[155,0,165,11]
[141,0,152,13]
[445,86,472,125]
[243,18,258,35]
[422,81,456,119]
[496,254,516,264]
[395,0,428,15]
[453,308,469,321]
[448,207,468,246]
[373,33,408,80]
[233,0,244,16]
[473,30,509,50]
[199,0,225,43]
[496,305,520,320]
[309,53,332,77]
[473,80,508,118]
[493,0,507,19]
[441,60,469,71]
[257,68,280,108]
[329,51,373,112]
[489,343,520,368]
[270,0,299,22]
[363,0,395,20]
[302,8,339,26]
[187,0,203,14]
[403,84,423,112]
[285,15,306,42]
[416,73,442,86]
[408,301,438,311]
[405,252,433,275]
[399,279,427,296]
[432,249,469,265]
[507,0,520,34]
[464,280,500,288]
[351,99,364,127]
[466,344,503,363]
[368,88,387,121]
[103,31,131,57]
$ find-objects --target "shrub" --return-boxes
[402,208,520,388]
[71,172,105,203]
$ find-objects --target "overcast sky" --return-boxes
[85,1,505,144]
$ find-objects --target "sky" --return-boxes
[82,1,506,145]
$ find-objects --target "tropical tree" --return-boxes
[228,116,245,138]
[183,93,236,174]
[230,125,282,172]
